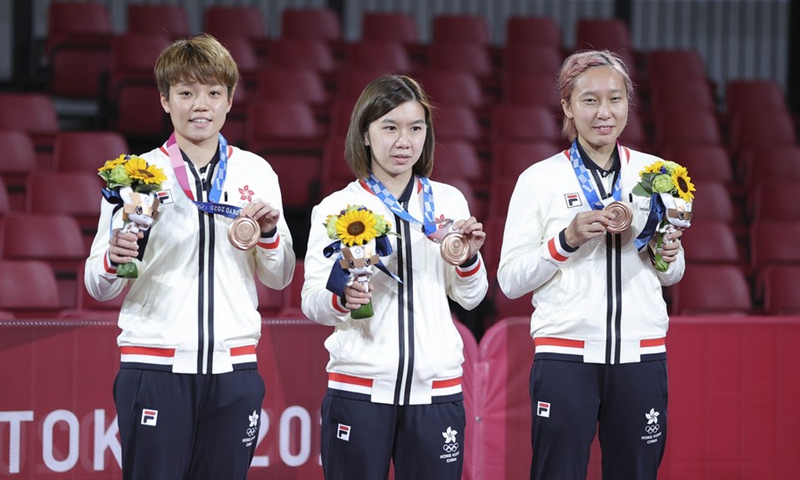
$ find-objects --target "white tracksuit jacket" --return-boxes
[302,178,488,405]
[498,146,685,365]
[85,142,295,374]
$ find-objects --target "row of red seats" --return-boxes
[0,253,306,320]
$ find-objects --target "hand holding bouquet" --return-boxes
[324,205,395,319]
[98,155,166,278]
[632,160,696,272]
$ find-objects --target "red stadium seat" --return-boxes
[749,221,800,299]
[654,109,723,152]
[433,141,485,183]
[417,70,485,109]
[320,136,350,198]
[245,99,323,210]
[491,141,560,181]
[343,41,412,74]
[501,72,562,114]
[266,38,337,75]
[490,104,561,144]
[488,177,518,218]
[725,79,788,122]
[427,43,494,77]
[433,105,483,144]
[669,264,753,315]
[647,49,709,89]
[215,36,260,88]
[649,80,717,119]
[203,6,267,44]
[280,8,342,43]
[738,145,800,190]
[440,177,486,221]
[659,144,735,186]
[0,131,37,211]
[25,171,104,250]
[332,69,397,102]
[361,12,420,45]
[688,180,739,227]
[52,130,130,173]
[127,4,191,39]
[762,266,800,315]
[105,33,173,144]
[254,68,328,108]
[728,110,797,156]
[501,44,564,75]
[620,110,651,152]
[505,16,562,50]
[749,181,800,222]
[0,94,60,169]
[575,18,632,54]
[432,14,490,46]
[681,221,743,266]
[0,178,8,218]
[43,1,113,99]
[0,213,88,308]
[0,260,61,318]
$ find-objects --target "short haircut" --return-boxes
[344,75,436,179]
[557,49,634,141]
[154,33,239,99]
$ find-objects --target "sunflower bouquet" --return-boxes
[632,160,696,272]
[324,205,394,319]
[98,155,167,278]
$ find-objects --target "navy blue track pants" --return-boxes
[114,368,265,480]
[320,394,465,480]
[529,359,668,480]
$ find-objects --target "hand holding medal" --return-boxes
[231,199,281,251]
[429,218,484,266]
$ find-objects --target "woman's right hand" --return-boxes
[108,228,143,264]
[564,210,615,248]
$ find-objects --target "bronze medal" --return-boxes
[440,231,471,266]
[229,216,260,250]
[605,201,633,234]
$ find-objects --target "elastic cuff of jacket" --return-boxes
[546,230,578,263]
[257,229,280,249]
[459,254,479,268]
[104,251,119,273]
[332,293,350,313]
[456,255,482,277]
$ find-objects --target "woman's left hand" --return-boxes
[659,228,683,263]
[453,216,486,259]
[241,199,281,234]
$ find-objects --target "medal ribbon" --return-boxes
[166,132,240,219]
[569,140,621,209]
[364,174,437,236]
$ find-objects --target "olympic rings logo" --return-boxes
[644,424,659,435]
[442,442,459,453]
[246,427,257,437]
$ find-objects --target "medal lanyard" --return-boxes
[166,132,240,219]
[365,173,437,236]
[569,140,621,210]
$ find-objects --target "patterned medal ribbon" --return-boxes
[364,173,437,236]
[568,139,621,209]
[166,132,240,219]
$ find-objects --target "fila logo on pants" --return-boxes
[141,409,158,426]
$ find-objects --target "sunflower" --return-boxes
[98,154,128,172]
[640,161,666,176]
[125,156,167,186]
[671,165,695,202]
[335,207,379,246]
